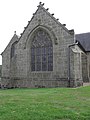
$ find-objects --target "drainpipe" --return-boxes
[68,42,78,87]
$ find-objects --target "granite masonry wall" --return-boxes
[1,4,84,88]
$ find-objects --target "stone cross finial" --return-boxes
[14,31,16,34]
[39,2,42,5]
[39,2,44,6]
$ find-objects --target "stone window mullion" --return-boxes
[31,29,53,71]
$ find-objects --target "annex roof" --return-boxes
[1,32,19,55]
[75,32,90,52]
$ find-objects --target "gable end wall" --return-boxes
[1,5,75,88]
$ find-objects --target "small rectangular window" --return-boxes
[31,48,35,55]
[42,62,47,71]
[31,64,35,71]
[48,47,53,55]
[42,55,47,63]
[42,47,47,55]
[36,47,41,55]
[48,55,53,63]
[36,55,41,63]
[36,63,41,71]
[48,63,53,71]
[31,55,35,63]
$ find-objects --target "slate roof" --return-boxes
[75,32,90,52]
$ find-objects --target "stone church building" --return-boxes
[1,2,90,88]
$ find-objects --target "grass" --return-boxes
[0,86,90,120]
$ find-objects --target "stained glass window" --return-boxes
[31,29,53,71]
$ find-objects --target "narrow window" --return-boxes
[11,41,17,58]
[11,44,15,58]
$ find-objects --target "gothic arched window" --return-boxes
[11,44,15,58]
[31,29,53,71]
[11,42,17,58]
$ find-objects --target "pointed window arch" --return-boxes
[31,29,53,71]
[11,41,17,58]
[11,44,15,58]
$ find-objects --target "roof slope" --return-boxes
[1,2,74,55]
[75,32,90,52]
[1,33,19,55]
[19,2,74,38]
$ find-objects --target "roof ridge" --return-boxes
[76,32,90,35]
[19,2,74,39]
[38,2,73,35]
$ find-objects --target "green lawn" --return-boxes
[0,86,90,120]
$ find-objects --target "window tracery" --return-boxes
[31,29,53,71]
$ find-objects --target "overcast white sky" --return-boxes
[0,0,90,65]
